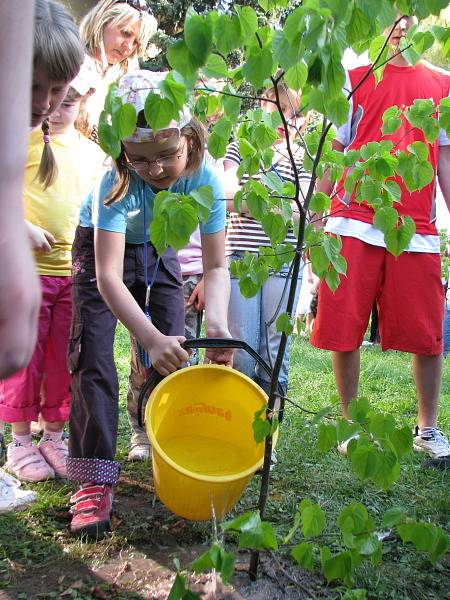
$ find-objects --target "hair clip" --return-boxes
[43,134,51,144]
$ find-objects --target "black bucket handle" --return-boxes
[137,337,284,428]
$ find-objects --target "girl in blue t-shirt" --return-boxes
[67,71,232,538]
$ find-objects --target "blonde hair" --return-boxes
[34,0,84,189]
[106,116,207,205]
[263,82,310,138]
[80,0,158,73]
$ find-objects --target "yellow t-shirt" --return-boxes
[24,128,105,276]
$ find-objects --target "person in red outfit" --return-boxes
[311,16,450,465]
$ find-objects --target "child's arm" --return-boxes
[94,228,189,376]
[201,230,234,366]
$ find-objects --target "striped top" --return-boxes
[224,140,311,255]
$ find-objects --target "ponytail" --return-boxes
[37,119,58,189]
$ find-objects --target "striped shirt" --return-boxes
[225,140,311,254]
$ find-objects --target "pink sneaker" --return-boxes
[70,484,113,539]
[38,438,68,478]
[5,443,55,482]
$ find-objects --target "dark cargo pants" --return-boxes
[66,226,185,484]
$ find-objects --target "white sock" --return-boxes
[12,433,32,447]
[41,430,62,443]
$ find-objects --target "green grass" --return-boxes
[0,326,449,599]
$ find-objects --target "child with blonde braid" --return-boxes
[0,0,84,511]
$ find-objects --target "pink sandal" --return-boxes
[5,443,55,482]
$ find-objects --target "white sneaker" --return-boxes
[0,469,37,513]
[127,444,151,461]
[413,426,450,459]
[337,432,361,455]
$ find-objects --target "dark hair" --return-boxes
[106,116,207,205]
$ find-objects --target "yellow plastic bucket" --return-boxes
[145,364,273,521]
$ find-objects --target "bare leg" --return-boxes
[332,350,360,419]
[42,420,65,434]
[413,354,442,429]
[11,422,31,436]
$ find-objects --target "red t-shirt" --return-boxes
[332,62,450,235]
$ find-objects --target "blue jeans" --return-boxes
[228,253,302,394]
[444,295,450,357]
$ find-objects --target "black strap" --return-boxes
[137,338,285,428]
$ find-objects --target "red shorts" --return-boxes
[310,236,444,355]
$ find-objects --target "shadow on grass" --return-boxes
[0,499,147,599]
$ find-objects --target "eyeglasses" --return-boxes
[119,0,150,13]
[125,141,187,172]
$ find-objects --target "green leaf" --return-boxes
[396,150,434,193]
[285,61,308,91]
[98,120,121,159]
[381,105,402,135]
[117,103,137,139]
[388,426,413,459]
[348,398,370,424]
[191,543,235,585]
[408,140,430,161]
[342,590,367,600]
[369,35,389,70]
[350,445,381,481]
[397,522,438,553]
[253,413,271,443]
[189,186,214,222]
[235,5,258,41]
[338,501,370,536]
[371,450,400,490]
[261,171,284,194]
[317,423,338,453]
[222,511,260,533]
[167,40,200,77]
[373,206,398,234]
[221,86,242,121]
[291,542,315,571]
[252,123,278,150]
[272,29,302,71]
[167,572,188,600]
[382,507,406,528]
[321,547,353,585]
[310,245,330,278]
[242,47,273,90]
[300,499,326,538]
[224,511,278,550]
[384,216,416,257]
[325,92,351,126]
[184,13,212,66]
[347,7,371,46]
[202,54,229,78]
[382,179,401,202]
[207,117,233,159]
[325,266,341,292]
[167,202,198,250]
[261,213,287,246]
[144,93,175,131]
[412,30,435,54]
[336,418,361,443]
[160,75,186,113]
[367,413,396,441]
[275,312,294,335]
[214,15,243,55]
